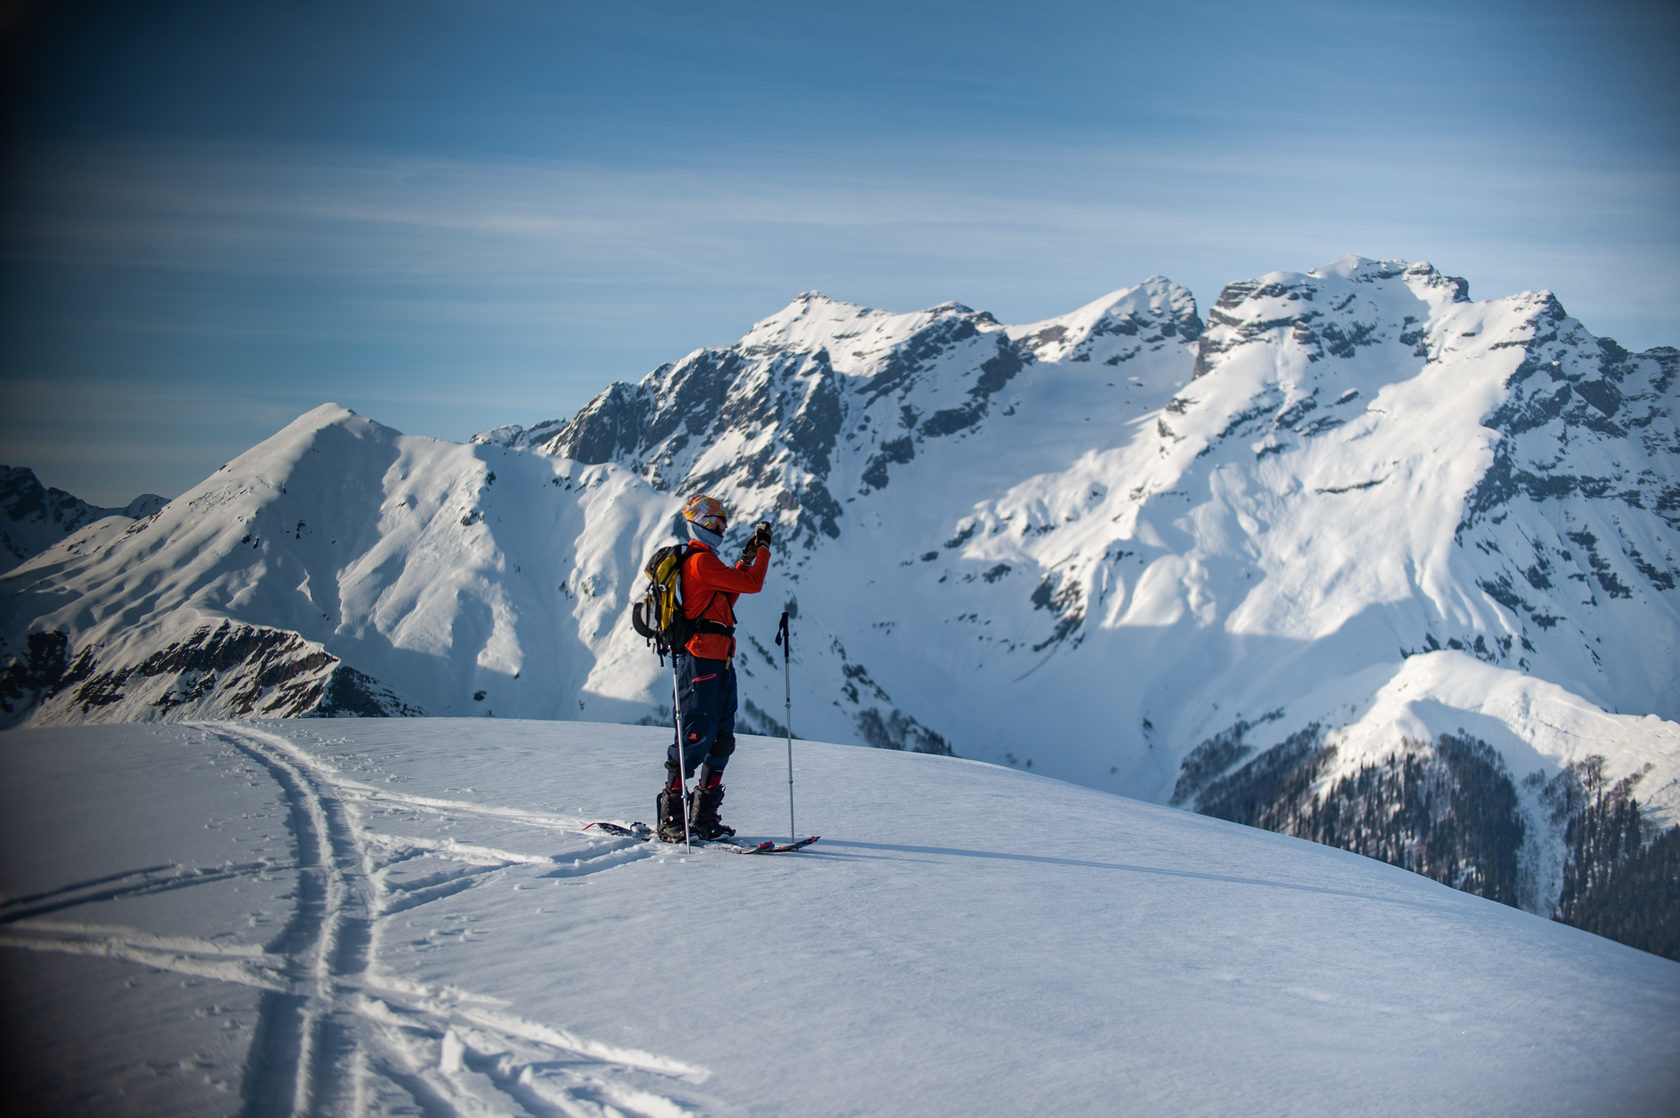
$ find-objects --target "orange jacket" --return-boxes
[681,539,771,659]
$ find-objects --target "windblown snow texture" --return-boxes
[1,719,1675,1117]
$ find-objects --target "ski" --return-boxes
[760,835,821,853]
[584,820,770,852]
[584,821,818,854]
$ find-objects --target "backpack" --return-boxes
[631,543,693,662]
[630,542,734,662]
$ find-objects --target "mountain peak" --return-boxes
[1010,278,1203,363]
[743,292,877,349]
[1308,256,1472,302]
[739,291,1003,380]
[1312,254,1407,280]
[293,401,362,427]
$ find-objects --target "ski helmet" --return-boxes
[683,494,728,535]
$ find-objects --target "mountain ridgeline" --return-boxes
[3,257,1677,956]
[1,466,166,568]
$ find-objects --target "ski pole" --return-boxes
[776,610,794,842]
[671,658,691,850]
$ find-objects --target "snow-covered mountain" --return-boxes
[3,257,1676,954]
[3,718,1676,1117]
[1,465,165,570]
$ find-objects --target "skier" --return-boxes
[658,494,773,842]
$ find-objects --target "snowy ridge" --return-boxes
[2,258,1677,946]
[1,718,1676,1116]
[1,464,165,571]
[3,404,650,725]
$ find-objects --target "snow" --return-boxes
[3,718,1676,1117]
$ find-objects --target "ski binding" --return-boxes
[585,821,819,854]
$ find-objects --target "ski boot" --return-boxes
[656,760,687,842]
[687,769,735,841]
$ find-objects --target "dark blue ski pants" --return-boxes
[668,651,737,778]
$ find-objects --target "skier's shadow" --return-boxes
[817,838,1446,912]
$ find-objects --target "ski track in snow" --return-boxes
[0,920,289,993]
[1,723,708,1117]
[0,860,286,923]
[212,723,709,1117]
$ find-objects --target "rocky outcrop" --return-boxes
[1,621,421,726]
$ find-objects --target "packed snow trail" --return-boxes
[2,718,1677,1117]
[215,724,716,1117]
[1,722,721,1117]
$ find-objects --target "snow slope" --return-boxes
[2,719,1676,1117]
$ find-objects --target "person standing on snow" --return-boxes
[658,494,773,842]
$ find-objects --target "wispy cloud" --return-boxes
[12,130,1674,290]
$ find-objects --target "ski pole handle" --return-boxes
[775,610,790,657]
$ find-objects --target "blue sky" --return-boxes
[3,0,1676,506]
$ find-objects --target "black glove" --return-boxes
[739,521,772,566]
